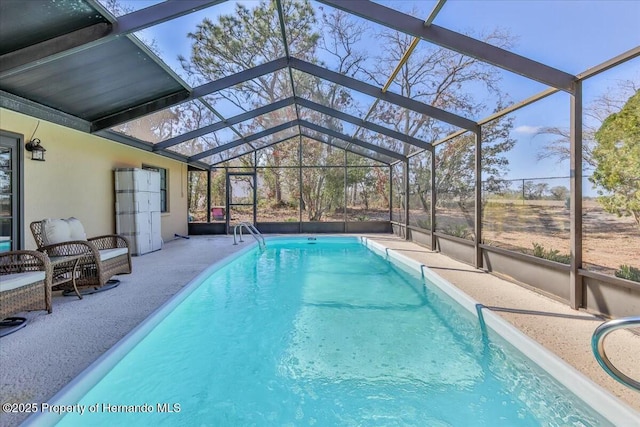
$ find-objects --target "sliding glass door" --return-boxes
[0,132,22,252]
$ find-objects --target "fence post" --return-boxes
[404,160,410,240]
[344,149,348,228]
[389,165,393,224]
[298,135,303,232]
[206,169,211,223]
[569,80,584,310]
[475,125,483,269]
[430,147,436,251]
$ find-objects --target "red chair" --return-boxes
[211,207,225,221]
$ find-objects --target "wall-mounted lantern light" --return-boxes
[25,138,46,161]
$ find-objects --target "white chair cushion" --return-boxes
[41,219,71,245]
[41,218,87,245]
[67,217,87,240]
[0,271,46,293]
[99,248,128,261]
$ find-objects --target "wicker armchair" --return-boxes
[0,250,52,319]
[30,219,132,297]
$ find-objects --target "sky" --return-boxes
[101,0,639,193]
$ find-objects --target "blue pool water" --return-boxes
[49,237,622,426]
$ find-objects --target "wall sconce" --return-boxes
[25,138,46,161]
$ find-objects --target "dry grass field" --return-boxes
[192,198,638,277]
[423,199,639,276]
[191,206,391,223]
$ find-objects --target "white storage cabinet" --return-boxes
[114,168,162,255]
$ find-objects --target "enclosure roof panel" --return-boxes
[189,120,300,161]
[155,97,295,149]
[0,0,635,168]
[1,36,187,122]
[300,132,393,164]
[433,0,640,75]
[0,0,109,55]
[315,0,575,91]
[109,99,221,144]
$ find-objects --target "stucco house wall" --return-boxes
[1,108,188,250]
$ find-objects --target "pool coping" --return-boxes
[360,236,640,425]
[23,235,639,425]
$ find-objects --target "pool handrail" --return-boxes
[591,316,640,391]
[233,222,266,249]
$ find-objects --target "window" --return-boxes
[142,165,168,212]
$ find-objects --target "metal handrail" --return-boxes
[591,316,640,391]
[233,222,266,249]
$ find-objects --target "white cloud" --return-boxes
[514,125,541,135]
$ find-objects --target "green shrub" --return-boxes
[531,243,571,264]
[417,219,431,230]
[443,224,472,239]
[615,265,640,282]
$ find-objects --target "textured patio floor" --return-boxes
[0,234,638,426]
[362,235,639,414]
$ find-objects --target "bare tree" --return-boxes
[535,77,639,171]
[364,21,517,237]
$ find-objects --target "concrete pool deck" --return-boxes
[0,234,638,426]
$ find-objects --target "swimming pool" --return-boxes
[27,236,638,426]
